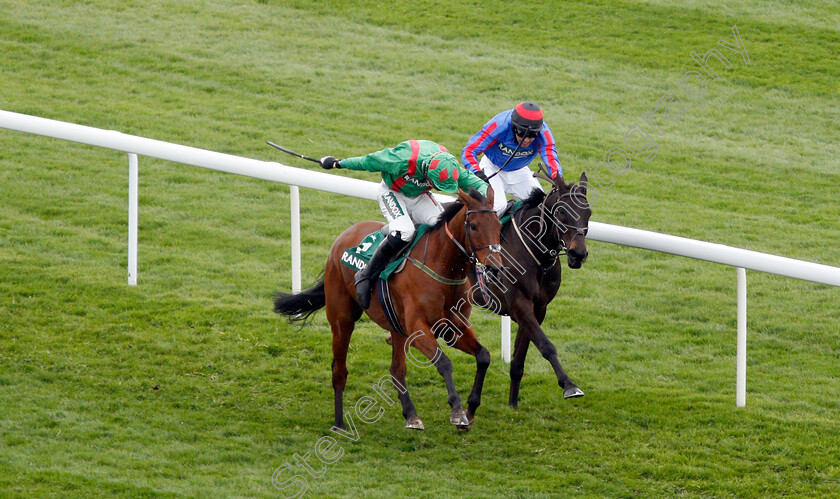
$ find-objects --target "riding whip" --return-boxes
[485,139,523,181]
[266,141,321,164]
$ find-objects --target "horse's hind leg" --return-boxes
[326,287,363,430]
[450,328,490,429]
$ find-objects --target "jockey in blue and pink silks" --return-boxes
[461,101,564,215]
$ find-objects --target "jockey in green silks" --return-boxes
[320,139,489,309]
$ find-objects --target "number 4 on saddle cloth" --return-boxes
[340,229,402,278]
[340,224,427,280]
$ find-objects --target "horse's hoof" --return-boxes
[457,413,475,432]
[564,387,585,399]
[385,332,393,345]
[405,417,424,430]
[450,409,469,427]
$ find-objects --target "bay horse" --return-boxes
[274,188,502,431]
[471,171,591,408]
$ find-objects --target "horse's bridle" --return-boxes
[445,208,502,266]
[512,183,589,268]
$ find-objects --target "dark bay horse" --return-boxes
[472,172,591,408]
[274,189,502,431]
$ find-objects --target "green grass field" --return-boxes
[2,1,839,497]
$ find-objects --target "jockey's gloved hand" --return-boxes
[320,156,341,169]
[473,169,489,183]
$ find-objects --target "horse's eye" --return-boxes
[469,223,478,231]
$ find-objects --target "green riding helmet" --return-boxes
[424,151,460,194]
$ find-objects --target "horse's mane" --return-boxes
[428,188,486,231]
[517,183,589,213]
[519,187,547,210]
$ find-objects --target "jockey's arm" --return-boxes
[461,119,500,172]
[456,165,490,197]
[340,142,412,176]
[537,125,563,179]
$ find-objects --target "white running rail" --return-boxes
[2,109,839,407]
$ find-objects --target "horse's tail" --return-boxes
[273,277,326,324]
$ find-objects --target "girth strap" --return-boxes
[406,257,468,286]
[377,278,408,337]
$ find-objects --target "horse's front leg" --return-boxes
[509,296,584,403]
[450,327,490,430]
[508,325,531,409]
[406,324,469,428]
[388,333,423,430]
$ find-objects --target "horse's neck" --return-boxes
[519,204,562,253]
[426,207,468,277]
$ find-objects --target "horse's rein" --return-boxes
[510,211,545,267]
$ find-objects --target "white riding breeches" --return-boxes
[479,155,544,215]
[376,182,444,242]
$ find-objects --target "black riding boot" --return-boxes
[355,233,409,309]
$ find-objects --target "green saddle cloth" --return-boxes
[499,200,526,224]
[340,224,432,281]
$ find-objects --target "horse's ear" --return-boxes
[484,185,494,206]
[554,173,570,193]
[457,188,469,204]
[578,172,588,195]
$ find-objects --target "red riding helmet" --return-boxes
[512,101,544,138]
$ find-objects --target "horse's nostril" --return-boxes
[489,253,504,269]
[567,247,588,267]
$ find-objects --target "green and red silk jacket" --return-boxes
[339,140,489,198]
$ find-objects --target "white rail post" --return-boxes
[501,315,512,362]
[127,153,138,286]
[290,185,302,294]
[736,267,747,407]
